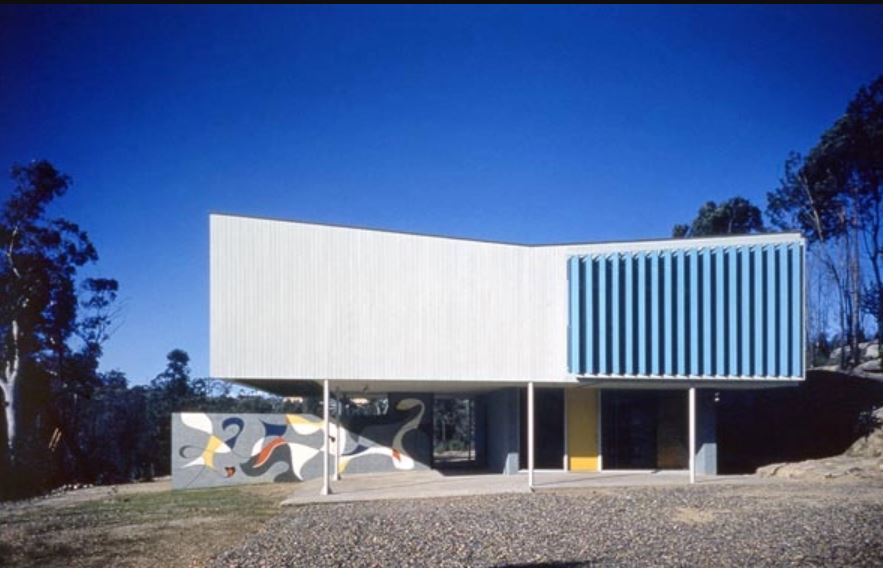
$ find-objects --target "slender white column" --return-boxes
[321,379,331,495]
[688,387,696,484]
[333,387,341,481]
[528,381,535,490]
[563,388,569,471]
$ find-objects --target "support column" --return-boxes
[528,381,535,491]
[695,390,718,475]
[688,387,696,484]
[333,387,341,481]
[473,395,487,469]
[321,379,331,496]
[563,387,569,471]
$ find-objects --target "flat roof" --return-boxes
[210,211,804,249]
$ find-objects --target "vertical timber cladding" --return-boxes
[567,241,804,378]
[566,388,599,471]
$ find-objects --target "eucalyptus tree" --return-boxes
[0,161,117,482]
[768,76,883,368]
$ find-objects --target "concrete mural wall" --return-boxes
[171,394,432,490]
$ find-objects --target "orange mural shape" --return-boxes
[254,438,287,468]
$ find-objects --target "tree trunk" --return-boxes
[875,181,883,366]
[2,319,20,458]
[839,286,848,369]
[864,191,883,368]
[851,223,862,368]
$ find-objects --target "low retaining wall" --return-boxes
[171,394,432,490]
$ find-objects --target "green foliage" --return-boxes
[78,278,120,360]
[150,349,200,399]
[71,371,153,484]
[433,398,474,456]
[144,349,214,478]
[767,75,882,245]
[672,197,764,238]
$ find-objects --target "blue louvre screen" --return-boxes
[567,241,804,379]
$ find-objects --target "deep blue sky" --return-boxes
[1,5,881,383]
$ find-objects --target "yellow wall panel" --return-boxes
[566,388,599,472]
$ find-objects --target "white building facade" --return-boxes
[207,213,805,490]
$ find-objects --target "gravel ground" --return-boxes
[212,480,883,567]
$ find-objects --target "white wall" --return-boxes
[210,214,802,386]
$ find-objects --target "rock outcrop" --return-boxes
[758,408,883,480]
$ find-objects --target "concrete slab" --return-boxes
[534,470,757,489]
[282,470,529,506]
[281,469,756,506]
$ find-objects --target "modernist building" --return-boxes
[206,213,805,493]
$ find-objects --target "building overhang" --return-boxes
[225,375,801,397]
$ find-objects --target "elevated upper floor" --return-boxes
[210,213,804,390]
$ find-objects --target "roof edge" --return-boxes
[209,211,804,249]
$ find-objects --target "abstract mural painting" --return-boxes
[339,398,426,473]
[171,394,432,490]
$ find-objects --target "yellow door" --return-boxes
[566,388,600,472]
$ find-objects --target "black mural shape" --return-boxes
[341,395,433,471]
[240,440,299,482]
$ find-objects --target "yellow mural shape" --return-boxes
[285,414,323,435]
[566,388,600,472]
[203,435,224,469]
